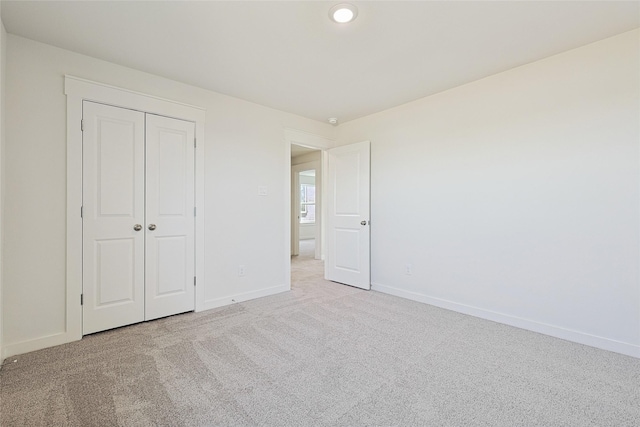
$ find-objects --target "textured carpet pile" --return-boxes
[1,239,639,426]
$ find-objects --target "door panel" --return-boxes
[334,152,360,214]
[158,134,187,216]
[334,228,360,271]
[155,236,187,295]
[325,141,371,289]
[83,101,145,334]
[97,119,137,216]
[95,238,137,305]
[145,114,196,321]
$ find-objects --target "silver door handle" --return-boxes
[133,224,142,231]
[148,224,157,231]
[361,220,368,226]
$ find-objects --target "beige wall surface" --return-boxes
[337,30,640,357]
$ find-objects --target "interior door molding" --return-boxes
[65,75,206,346]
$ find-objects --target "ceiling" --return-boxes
[2,1,638,124]
[291,144,319,158]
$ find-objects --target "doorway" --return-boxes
[60,76,206,352]
[291,145,322,260]
[286,135,371,292]
[290,143,324,291]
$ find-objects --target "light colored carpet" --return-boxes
[2,242,640,426]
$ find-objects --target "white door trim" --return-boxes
[65,75,206,345]
[292,167,301,256]
[284,128,335,287]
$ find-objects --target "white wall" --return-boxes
[337,30,640,357]
[0,13,6,363]
[2,35,334,357]
[299,224,315,240]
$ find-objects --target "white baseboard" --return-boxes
[2,331,77,360]
[199,284,290,312]
[371,282,640,359]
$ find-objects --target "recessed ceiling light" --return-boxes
[329,3,358,24]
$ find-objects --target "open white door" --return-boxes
[325,141,370,289]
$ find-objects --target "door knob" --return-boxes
[361,220,368,226]
[133,224,142,231]
[148,224,157,231]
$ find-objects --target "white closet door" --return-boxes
[144,114,196,320]
[82,101,146,334]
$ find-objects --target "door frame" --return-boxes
[284,128,335,288]
[65,76,206,343]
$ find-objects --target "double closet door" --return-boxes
[82,101,195,335]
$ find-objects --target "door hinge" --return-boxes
[80,294,84,305]
[194,276,197,287]
[80,206,83,218]
[81,119,84,132]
